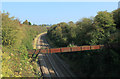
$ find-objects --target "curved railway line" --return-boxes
[37,33,76,78]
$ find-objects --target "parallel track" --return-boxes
[37,33,75,78]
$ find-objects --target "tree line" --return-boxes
[23,20,52,27]
[47,8,120,77]
[48,9,120,47]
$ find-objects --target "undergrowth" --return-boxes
[2,12,47,77]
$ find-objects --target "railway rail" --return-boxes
[28,32,104,78]
[36,33,76,78]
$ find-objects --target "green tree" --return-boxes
[75,18,94,45]
[94,11,115,29]
[23,20,29,25]
[23,20,31,25]
[112,8,120,29]
[92,11,116,44]
[2,12,21,46]
[68,21,76,44]
[28,22,31,25]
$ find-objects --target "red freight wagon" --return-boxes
[35,50,40,54]
[82,46,90,51]
[28,50,35,54]
[91,45,100,50]
[40,49,47,53]
[61,47,71,52]
[47,49,50,53]
[50,48,61,53]
[71,47,81,52]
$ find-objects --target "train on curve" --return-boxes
[28,45,104,56]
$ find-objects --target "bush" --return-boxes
[2,12,47,77]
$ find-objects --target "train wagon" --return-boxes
[28,45,104,55]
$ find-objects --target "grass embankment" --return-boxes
[33,32,47,49]
[2,12,47,77]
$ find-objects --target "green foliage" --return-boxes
[2,13,21,46]
[112,8,120,29]
[47,9,120,77]
[92,11,116,44]
[94,11,115,28]
[75,18,94,45]
[23,20,32,25]
[21,25,46,49]
[2,12,47,77]
[2,47,40,77]
[67,43,76,47]
[28,22,32,25]
[60,49,120,77]
[48,11,117,46]
[48,18,94,46]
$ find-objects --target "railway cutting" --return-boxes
[37,33,76,78]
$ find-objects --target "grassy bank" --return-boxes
[33,32,47,49]
[2,12,47,77]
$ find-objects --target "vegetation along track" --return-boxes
[37,33,76,78]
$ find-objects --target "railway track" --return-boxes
[37,33,75,78]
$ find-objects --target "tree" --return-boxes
[112,8,120,29]
[28,22,31,25]
[23,20,29,25]
[23,20,31,25]
[112,9,120,48]
[94,11,115,28]
[92,11,116,44]
[75,18,94,45]
[68,21,76,44]
[68,21,76,27]
[2,12,21,46]
[33,24,37,26]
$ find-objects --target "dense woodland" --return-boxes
[1,12,47,77]
[47,9,120,77]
